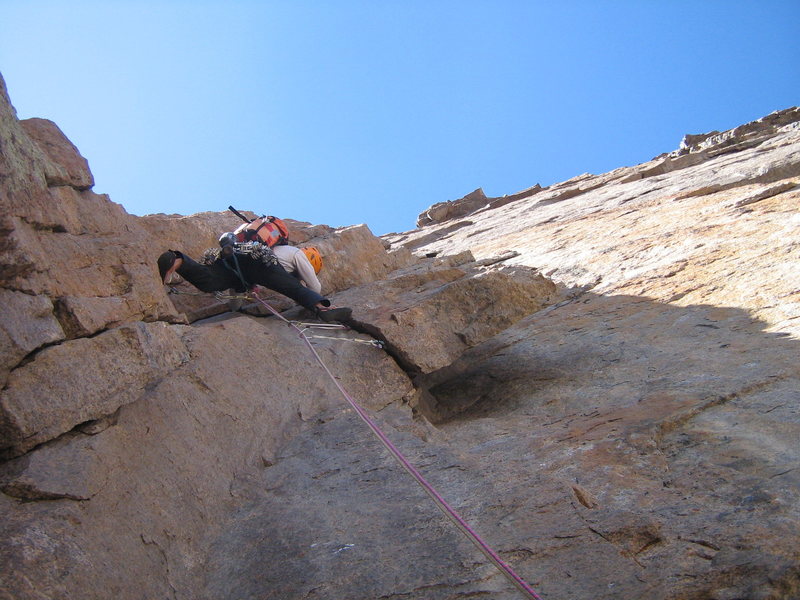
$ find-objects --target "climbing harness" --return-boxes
[249,287,542,600]
[221,252,250,291]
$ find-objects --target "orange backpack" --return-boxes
[234,215,290,247]
[229,206,289,247]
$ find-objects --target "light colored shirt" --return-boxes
[272,245,322,294]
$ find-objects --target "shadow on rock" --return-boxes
[412,292,800,600]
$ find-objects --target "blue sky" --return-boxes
[2,1,798,235]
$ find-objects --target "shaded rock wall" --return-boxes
[1,321,188,457]
[386,106,800,599]
[335,252,556,375]
[1,316,414,599]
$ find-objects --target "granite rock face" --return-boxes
[416,185,543,227]
[18,118,94,190]
[0,75,182,340]
[336,252,557,374]
[0,316,414,599]
[387,107,800,599]
[1,64,799,600]
[0,321,189,457]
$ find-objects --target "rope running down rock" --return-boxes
[250,286,542,600]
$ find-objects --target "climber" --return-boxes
[271,241,322,294]
[157,233,352,322]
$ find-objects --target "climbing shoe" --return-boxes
[157,250,182,284]
[316,306,353,322]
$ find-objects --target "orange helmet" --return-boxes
[301,246,323,274]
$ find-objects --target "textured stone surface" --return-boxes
[335,254,557,374]
[416,185,544,227]
[19,117,94,190]
[0,75,182,334]
[2,65,799,600]
[0,321,190,457]
[201,405,525,600]
[0,289,64,386]
[0,315,414,600]
[383,107,800,599]
[412,294,800,599]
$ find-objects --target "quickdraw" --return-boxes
[305,333,385,349]
[288,321,383,347]
[167,287,253,301]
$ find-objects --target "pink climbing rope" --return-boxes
[250,288,542,600]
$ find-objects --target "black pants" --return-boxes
[176,253,328,310]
